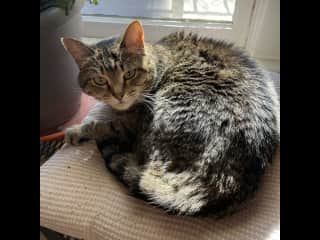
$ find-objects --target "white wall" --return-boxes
[246,0,280,72]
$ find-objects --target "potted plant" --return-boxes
[40,0,98,135]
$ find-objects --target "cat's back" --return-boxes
[157,31,256,71]
[154,31,279,149]
[155,31,272,106]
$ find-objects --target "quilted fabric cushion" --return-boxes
[40,141,280,240]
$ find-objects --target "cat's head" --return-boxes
[62,20,156,111]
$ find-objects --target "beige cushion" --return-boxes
[40,141,280,240]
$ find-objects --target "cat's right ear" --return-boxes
[61,38,94,67]
[120,20,145,55]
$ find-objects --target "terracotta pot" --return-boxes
[40,0,85,135]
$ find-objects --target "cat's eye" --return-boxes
[93,78,106,86]
[123,69,136,81]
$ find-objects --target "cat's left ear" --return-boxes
[120,20,145,55]
[61,38,95,67]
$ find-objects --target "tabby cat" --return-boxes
[62,20,280,216]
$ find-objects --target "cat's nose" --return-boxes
[114,93,124,102]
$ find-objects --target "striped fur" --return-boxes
[63,22,280,216]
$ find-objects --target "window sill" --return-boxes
[81,15,245,46]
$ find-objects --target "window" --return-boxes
[80,0,280,72]
[81,0,255,47]
[82,0,236,22]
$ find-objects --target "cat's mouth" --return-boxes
[100,94,138,111]
[114,103,131,110]
[109,99,135,111]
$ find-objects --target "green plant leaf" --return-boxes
[90,0,99,5]
[40,0,99,15]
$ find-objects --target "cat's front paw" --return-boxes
[65,124,90,146]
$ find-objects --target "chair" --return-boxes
[40,140,280,240]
